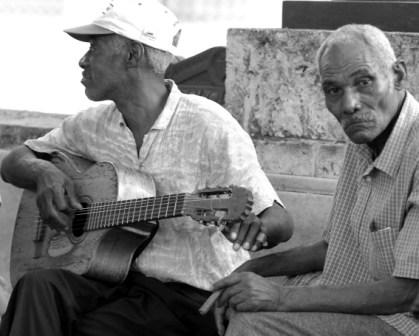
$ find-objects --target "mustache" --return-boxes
[341,113,374,127]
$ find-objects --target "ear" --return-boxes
[392,60,407,90]
[126,42,144,68]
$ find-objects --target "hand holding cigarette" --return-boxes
[199,290,221,315]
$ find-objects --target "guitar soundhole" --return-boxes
[71,202,89,237]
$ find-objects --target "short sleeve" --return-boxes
[24,105,109,161]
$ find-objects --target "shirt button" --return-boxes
[119,122,125,127]
[365,176,372,183]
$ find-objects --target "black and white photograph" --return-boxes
[0,1,419,335]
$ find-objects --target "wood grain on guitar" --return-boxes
[11,152,253,286]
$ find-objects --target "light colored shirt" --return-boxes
[320,92,419,336]
[25,81,280,290]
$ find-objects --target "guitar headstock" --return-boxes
[183,186,253,225]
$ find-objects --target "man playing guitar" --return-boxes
[0,1,293,336]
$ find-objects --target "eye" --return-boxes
[357,77,373,88]
[88,42,97,53]
[324,86,342,97]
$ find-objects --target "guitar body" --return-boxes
[10,152,157,286]
[10,152,254,287]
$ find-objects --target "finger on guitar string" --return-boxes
[34,162,83,233]
[251,231,268,252]
[222,221,240,244]
[240,214,264,251]
[64,181,83,210]
[38,200,69,233]
[232,219,251,251]
[226,213,265,251]
[37,187,72,233]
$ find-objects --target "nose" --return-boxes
[341,88,361,114]
[79,52,88,69]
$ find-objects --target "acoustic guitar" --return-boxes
[10,152,253,286]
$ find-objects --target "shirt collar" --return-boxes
[149,79,182,131]
[355,91,417,177]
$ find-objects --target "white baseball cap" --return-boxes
[64,0,181,54]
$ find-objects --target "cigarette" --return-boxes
[199,290,221,315]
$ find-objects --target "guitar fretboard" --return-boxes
[76,193,187,231]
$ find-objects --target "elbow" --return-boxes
[400,278,419,312]
[280,209,294,242]
[384,277,419,314]
[1,148,17,183]
[266,204,294,246]
[1,145,33,184]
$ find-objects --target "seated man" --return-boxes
[212,24,419,336]
[0,1,293,336]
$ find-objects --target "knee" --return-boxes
[225,312,256,336]
[15,269,64,292]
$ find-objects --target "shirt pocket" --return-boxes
[368,226,398,280]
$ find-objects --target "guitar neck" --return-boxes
[79,193,186,231]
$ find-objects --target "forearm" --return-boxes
[259,202,294,247]
[284,277,419,315]
[238,240,327,277]
[1,145,51,190]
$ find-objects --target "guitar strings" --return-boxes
[29,195,227,230]
[20,195,222,220]
[77,195,217,228]
[74,193,189,215]
[76,193,227,216]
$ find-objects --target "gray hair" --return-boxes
[111,34,174,76]
[316,24,396,71]
[143,44,174,76]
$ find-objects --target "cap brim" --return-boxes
[64,24,114,42]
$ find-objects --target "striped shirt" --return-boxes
[320,92,419,335]
[25,80,280,290]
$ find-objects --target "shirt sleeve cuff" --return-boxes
[393,261,419,280]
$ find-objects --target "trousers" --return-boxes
[226,311,402,336]
[0,269,217,336]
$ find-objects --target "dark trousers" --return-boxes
[0,269,217,336]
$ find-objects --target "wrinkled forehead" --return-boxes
[319,41,380,79]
